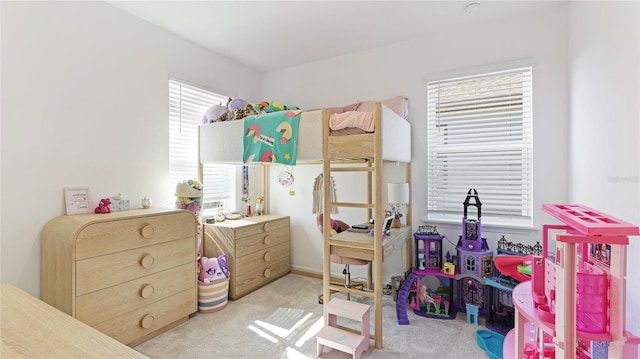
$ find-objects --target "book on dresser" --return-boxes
[203,214,290,300]
[40,208,198,347]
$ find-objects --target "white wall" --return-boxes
[0,1,261,296]
[568,0,640,338]
[263,4,570,283]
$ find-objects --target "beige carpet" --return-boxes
[135,274,490,358]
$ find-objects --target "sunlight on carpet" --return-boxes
[133,274,489,359]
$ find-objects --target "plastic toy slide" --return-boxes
[494,255,533,282]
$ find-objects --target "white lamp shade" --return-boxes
[388,183,409,204]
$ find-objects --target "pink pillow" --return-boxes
[325,103,358,115]
[355,96,409,119]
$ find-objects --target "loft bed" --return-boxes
[319,102,412,351]
[198,98,412,351]
[199,98,410,164]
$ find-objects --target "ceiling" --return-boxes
[106,1,564,72]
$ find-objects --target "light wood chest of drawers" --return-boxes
[40,208,198,347]
[203,215,290,300]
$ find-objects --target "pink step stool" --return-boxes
[317,298,370,359]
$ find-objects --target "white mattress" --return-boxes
[199,105,410,164]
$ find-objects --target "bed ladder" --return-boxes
[320,103,385,349]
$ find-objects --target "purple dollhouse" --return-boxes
[454,189,493,318]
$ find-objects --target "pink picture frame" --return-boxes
[64,187,92,215]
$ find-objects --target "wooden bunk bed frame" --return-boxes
[320,102,412,350]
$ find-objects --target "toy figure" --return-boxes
[419,285,436,306]
[94,198,111,213]
[255,195,264,215]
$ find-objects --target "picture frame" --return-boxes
[64,187,92,215]
[382,215,394,235]
[589,243,611,266]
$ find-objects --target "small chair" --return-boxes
[317,214,371,304]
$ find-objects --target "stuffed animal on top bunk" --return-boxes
[214,97,258,122]
[201,103,229,124]
[204,97,301,123]
[202,98,256,123]
[255,100,300,114]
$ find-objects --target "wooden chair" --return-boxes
[317,214,371,304]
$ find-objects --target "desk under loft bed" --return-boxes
[199,100,412,350]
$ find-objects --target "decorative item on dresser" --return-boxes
[40,208,198,347]
[203,214,290,300]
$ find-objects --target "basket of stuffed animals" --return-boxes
[197,254,230,313]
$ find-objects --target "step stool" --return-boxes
[317,298,370,359]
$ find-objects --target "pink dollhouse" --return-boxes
[504,204,640,358]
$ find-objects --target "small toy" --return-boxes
[227,98,248,111]
[202,103,228,124]
[198,254,229,284]
[442,262,455,275]
[419,285,436,306]
[255,195,264,215]
[476,329,505,359]
[175,179,203,217]
[94,198,111,213]
[141,197,152,209]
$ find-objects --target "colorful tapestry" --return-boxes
[243,110,301,165]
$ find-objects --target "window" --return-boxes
[169,79,235,213]
[426,67,532,227]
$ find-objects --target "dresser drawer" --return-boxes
[76,237,195,296]
[233,216,290,238]
[76,211,196,260]
[235,226,289,257]
[234,242,289,295]
[235,257,290,298]
[93,288,196,346]
[76,263,196,326]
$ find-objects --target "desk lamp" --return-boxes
[387,182,409,228]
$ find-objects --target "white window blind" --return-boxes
[169,79,235,211]
[426,67,533,226]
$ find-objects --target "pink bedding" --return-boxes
[326,96,409,134]
[329,111,374,132]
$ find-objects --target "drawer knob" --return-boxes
[263,223,271,232]
[263,251,272,262]
[140,314,155,329]
[263,235,271,245]
[263,268,272,278]
[140,254,155,268]
[141,225,155,238]
[140,284,155,299]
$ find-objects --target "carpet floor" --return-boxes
[135,274,490,358]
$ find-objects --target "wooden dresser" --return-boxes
[41,208,198,347]
[203,214,290,300]
[1,284,149,358]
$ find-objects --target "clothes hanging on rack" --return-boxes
[312,173,338,214]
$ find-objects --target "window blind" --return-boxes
[169,79,234,210]
[426,67,533,226]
